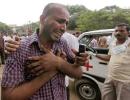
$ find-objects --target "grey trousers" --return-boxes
[102,78,130,100]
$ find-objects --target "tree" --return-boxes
[66,5,88,15]
[66,5,90,30]
[76,6,130,32]
[0,22,12,34]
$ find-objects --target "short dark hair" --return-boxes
[116,23,130,32]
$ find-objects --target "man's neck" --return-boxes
[116,38,127,45]
[39,34,53,50]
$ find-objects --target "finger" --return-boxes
[60,51,67,60]
[56,49,61,56]
[36,69,46,76]
[78,62,86,66]
[5,42,19,49]
[5,39,20,45]
[4,49,10,54]
[75,56,87,65]
[60,51,66,56]
[71,48,78,54]
[31,66,43,74]
[5,46,17,52]
[40,45,51,53]
[28,56,41,61]
[71,48,78,57]
[27,60,41,68]
[75,59,86,66]
[79,53,88,57]
[15,36,21,41]
[76,56,87,62]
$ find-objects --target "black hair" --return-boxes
[116,23,130,32]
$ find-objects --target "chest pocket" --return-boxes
[121,44,130,62]
[125,43,130,54]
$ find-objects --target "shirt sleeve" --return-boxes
[62,39,75,64]
[1,56,24,88]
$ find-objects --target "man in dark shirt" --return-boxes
[1,3,88,100]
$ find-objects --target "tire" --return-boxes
[75,78,101,100]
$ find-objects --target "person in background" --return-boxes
[90,37,98,48]
[62,32,79,100]
[98,36,108,48]
[0,32,5,65]
[73,31,81,38]
[62,32,79,51]
[89,23,130,100]
[1,3,87,100]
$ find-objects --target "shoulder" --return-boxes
[59,36,68,45]
[62,33,78,44]
[8,36,34,60]
[19,33,38,50]
[62,32,77,40]
[18,36,32,52]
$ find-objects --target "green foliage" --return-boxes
[66,5,90,30]
[1,5,130,34]
[76,6,130,32]
[0,22,12,34]
[66,5,88,15]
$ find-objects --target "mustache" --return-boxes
[115,33,121,37]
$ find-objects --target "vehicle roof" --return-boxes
[78,29,114,40]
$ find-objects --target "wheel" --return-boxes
[75,78,101,100]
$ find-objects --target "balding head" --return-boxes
[39,3,70,42]
[42,3,69,17]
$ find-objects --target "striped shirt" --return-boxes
[1,33,74,100]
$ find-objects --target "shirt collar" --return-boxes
[28,31,63,52]
[28,32,39,46]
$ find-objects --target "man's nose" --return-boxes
[60,24,66,32]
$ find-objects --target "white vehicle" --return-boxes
[74,29,115,100]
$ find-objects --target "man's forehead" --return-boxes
[52,8,69,19]
[53,7,69,15]
[42,3,70,18]
[115,26,127,30]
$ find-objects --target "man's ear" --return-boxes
[40,15,46,24]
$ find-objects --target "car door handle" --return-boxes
[99,62,108,65]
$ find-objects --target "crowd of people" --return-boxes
[90,36,110,48]
[0,2,130,100]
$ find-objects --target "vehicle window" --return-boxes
[79,34,115,51]
[79,35,92,46]
[98,36,108,48]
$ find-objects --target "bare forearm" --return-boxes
[58,60,83,79]
[96,54,110,61]
[2,71,57,100]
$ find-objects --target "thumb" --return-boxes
[15,36,21,41]
[55,49,62,56]
[71,48,78,55]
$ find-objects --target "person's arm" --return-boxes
[95,54,111,61]
[4,37,20,54]
[2,71,57,100]
[27,52,87,79]
[57,57,83,78]
[88,51,111,61]
[2,44,57,100]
